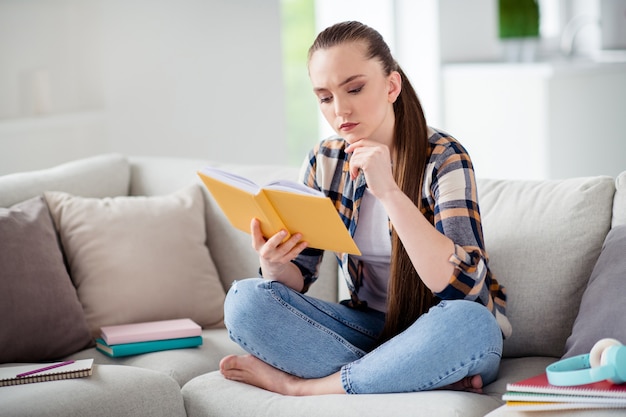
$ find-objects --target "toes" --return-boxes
[471,375,483,389]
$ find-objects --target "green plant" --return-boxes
[498,0,540,39]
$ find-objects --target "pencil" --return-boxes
[16,360,76,378]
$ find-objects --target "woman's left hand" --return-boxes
[345,139,398,198]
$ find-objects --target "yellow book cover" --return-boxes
[504,401,626,411]
[197,166,361,255]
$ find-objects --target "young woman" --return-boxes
[219,21,512,396]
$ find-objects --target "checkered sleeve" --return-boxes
[427,134,510,337]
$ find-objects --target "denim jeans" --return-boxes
[224,278,503,394]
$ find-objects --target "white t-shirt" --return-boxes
[352,188,391,313]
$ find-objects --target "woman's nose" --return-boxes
[334,98,350,117]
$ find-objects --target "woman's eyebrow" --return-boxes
[339,74,365,87]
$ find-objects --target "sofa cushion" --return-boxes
[182,371,503,417]
[613,170,626,227]
[563,225,626,358]
[44,185,225,337]
[128,156,211,197]
[0,364,187,417]
[0,196,92,362]
[477,176,615,358]
[0,153,130,208]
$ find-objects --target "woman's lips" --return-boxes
[340,122,358,132]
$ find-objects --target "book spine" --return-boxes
[255,190,289,239]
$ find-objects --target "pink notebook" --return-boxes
[100,318,202,345]
[506,372,626,398]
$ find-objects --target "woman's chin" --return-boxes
[342,135,364,145]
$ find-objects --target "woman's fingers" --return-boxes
[250,218,307,263]
[345,140,393,187]
[250,218,268,251]
[260,231,305,262]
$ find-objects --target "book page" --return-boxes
[200,166,321,196]
[199,166,260,194]
[265,180,323,196]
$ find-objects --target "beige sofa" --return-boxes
[1,153,625,417]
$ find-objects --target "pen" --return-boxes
[16,360,76,378]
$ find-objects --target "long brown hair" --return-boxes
[308,21,435,343]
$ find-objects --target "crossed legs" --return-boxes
[221,278,501,395]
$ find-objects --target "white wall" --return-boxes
[2,0,624,180]
[439,0,501,63]
[0,0,286,175]
[395,0,442,127]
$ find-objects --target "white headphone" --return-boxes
[546,338,626,386]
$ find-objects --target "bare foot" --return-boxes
[219,354,345,396]
[220,354,301,395]
[440,375,483,394]
[220,354,483,395]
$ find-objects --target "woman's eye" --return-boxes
[319,96,332,104]
[349,86,363,94]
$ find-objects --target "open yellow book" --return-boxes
[197,166,360,255]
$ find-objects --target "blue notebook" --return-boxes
[96,336,202,357]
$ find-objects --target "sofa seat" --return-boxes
[1,365,187,417]
[182,372,502,417]
[180,357,551,417]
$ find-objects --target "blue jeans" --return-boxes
[224,278,503,394]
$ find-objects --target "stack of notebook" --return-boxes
[96,318,203,357]
[502,372,626,411]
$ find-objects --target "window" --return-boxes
[280,0,318,165]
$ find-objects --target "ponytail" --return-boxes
[309,21,436,343]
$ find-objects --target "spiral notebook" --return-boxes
[0,359,94,387]
[503,372,626,411]
[506,372,626,398]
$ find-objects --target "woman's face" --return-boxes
[308,41,401,147]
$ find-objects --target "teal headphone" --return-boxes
[546,338,626,386]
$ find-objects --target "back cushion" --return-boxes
[0,154,130,207]
[477,176,615,357]
[612,171,626,227]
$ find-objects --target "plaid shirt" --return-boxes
[292,127,511,338]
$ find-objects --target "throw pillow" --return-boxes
[0,196,93,362]
[44,185,225,338]
[478,175,615,358]
[563,225,626,358]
